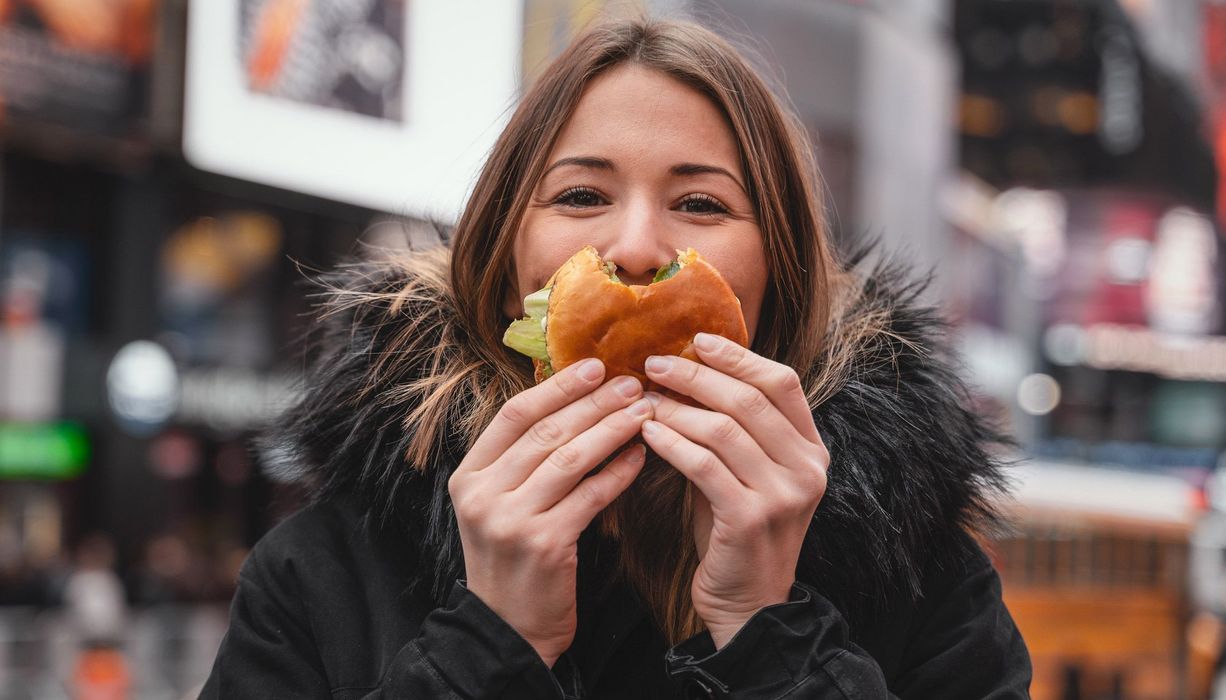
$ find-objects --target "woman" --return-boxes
[202,18,1031,699]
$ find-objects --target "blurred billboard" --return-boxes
[184,0,522,220]
[0,0,157,146]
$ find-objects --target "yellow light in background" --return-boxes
[1057,91,1099,135]
[960,93,1007,137]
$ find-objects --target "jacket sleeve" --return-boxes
[663,553,1031,699]
[200,549,572,700]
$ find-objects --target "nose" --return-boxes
[600,196,674,286]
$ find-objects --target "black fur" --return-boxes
[260,245,1014,632]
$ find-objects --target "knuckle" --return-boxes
[659,427,684,452]
[602,414,637,440]
[574,479,608,511]
[775,367,803,394]
[734,384,771,416]
[810,462,829,496]
[585,390,607,413]
[483,515,521,546]
[694,450,723,478]
[448,480,479,518]
[712,415,742,443]
[522,530,556,557]
[552,366,587,397]
[680,359,703,383]
[586,384,620,413]
[726,343,752,371]
[546,443,584,474]
[528,417,564,448]
[817,443,831,470]
[779,486,814,515]
[499,395,532,427]
[645,396,673,423]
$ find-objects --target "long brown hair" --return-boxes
[431,18,870,644]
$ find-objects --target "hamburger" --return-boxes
[503,246,748,391]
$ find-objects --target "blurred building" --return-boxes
[0,0,1222,698]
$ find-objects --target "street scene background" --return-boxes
[0,1,1222,698]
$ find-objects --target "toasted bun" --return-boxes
[542,246,748,393]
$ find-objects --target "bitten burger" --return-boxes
[503,246,748,393]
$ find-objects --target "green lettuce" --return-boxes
[503,286,554,373]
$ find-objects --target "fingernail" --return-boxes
[645,356,672,374]
[625,398,651,417]
[613,375,641,398]
[694,333,721,353]
[641,420,661,437]
[627,444,646,463]
[643,391,662,407]
[577,359,603,381]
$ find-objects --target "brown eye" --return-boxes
[554,187,606,208]
[677,194,729,215]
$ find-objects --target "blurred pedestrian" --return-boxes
[64,533,130,700]
[63,533,125,646]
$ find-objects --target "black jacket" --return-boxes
[202,246,1032,698]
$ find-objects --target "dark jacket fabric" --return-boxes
[201,245,1032,698]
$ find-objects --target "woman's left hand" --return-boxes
[641,332,830,649]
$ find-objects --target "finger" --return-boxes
[640,419,744,509]
[486,374,646,490]
[549,443,647,535]
[691,333,821,444]
[516,396,654,510]
[459,358,606,472]
[645,354,815,466]
[644,391,779,488]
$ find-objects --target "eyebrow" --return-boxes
[670,163,747,193]
[541,157,747,193]
[541,156,614,177]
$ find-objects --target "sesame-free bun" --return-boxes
[537,246,748,390]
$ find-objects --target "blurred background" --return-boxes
[0,0,1220,697]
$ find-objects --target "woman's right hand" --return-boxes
[448,358,652,668]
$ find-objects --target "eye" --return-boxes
[553,186,607,209]
[677,193,729,216]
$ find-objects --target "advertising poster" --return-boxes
[240,0,405,121]
[185,0,521,220]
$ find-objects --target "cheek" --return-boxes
[506,216,576,313]
[706,232,768,341]
[733,269,767,345]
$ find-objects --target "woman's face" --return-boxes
[509,63,768,344]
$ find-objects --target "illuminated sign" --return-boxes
[1045,323,1226,382]
[0,423,89,480]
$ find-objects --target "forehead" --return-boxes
[548,64,742,169]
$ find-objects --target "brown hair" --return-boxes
[433,18,868,644]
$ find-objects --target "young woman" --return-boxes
[202,18,1031,699]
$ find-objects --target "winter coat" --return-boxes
[201,246,1032,699]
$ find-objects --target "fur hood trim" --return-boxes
[260,244,1013,624]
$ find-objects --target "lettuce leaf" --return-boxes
[653,261,681,283]
[503,318,549,361]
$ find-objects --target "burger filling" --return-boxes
[503,286,552,369]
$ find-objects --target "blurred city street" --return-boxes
[1,0,1224,697]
